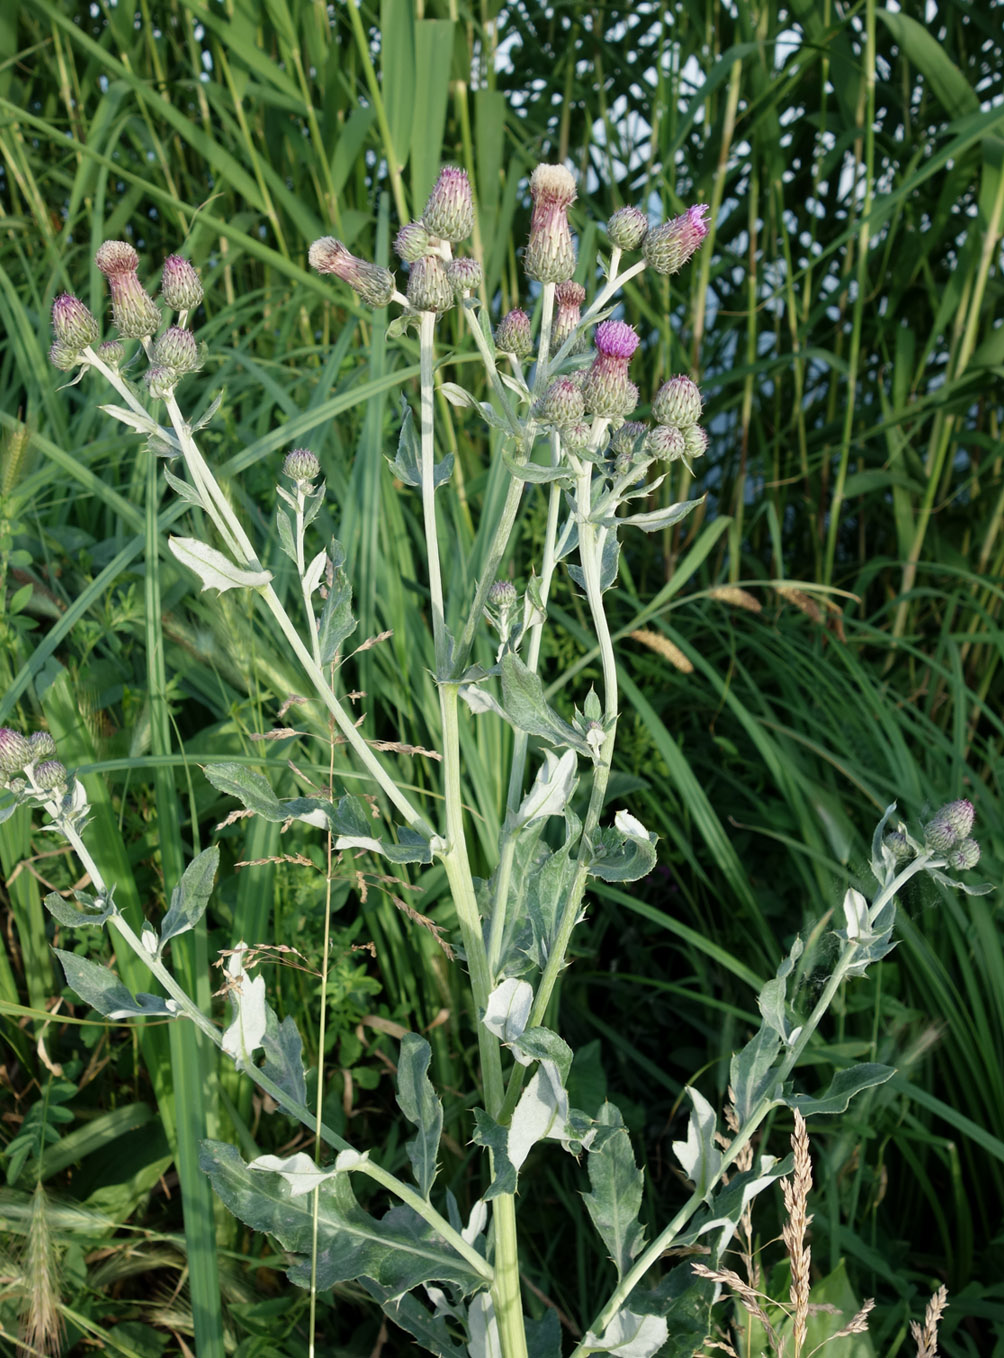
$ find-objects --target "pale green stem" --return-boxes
[487,431,565,979]
[295,487,322,669]
[531,282,556,398]
[52,811,492,1283]
[571,855,935,1349]
[461,299,524,438]
[419,310,449,675]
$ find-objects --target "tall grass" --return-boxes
[1,0,1002,1352]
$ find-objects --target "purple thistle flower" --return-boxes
[161,255,203,311]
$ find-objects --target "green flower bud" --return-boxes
[582,365,639,418]
[145,365,177,400]
[34,760,67,791]
[96,240,161,339]
[561,421,593,453]
[552,279,587,352]
[646,425,687,461]
[49,341,81,372]
[28,732,58,759]
[406,255,454,314]
[606,206,649,251]
[51,294,99,350]
[446,257,483,297]
[682,425,708,459]
[652,376,702,428]
[947,837,980,871]
[536,376,585,425]
[152,326,200,374]
[0,728,31,776]
[283,448,321,482]
[394,222,432,263]
[160,254,203,311]
[609,421,649,457]
[97,340,126,368]
[883,830,914,862]
[932,799,975,841]
[495,308,533,358]
[422,167,475,244]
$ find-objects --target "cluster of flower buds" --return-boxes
[923,799,980,870]
[0,728,67,800]
[398,167,480,312]
[50,243,205,398]
[647,376,706,465]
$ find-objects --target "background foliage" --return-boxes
[1,0,1002,1354]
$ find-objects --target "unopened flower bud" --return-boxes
[524,163,577,284]
[883,830,914,862]
[607,206,649,251]
[923,815,957,854]
[488,579,518,610]
[422,167,475,244]
[609,421,648,456]
[536,376,585,425]
[495,308,533,358]
[97,340,126,368]
[560,421,592,453]
[52,294,99,351]
[33,760,67,791]
[283,448,321,483]
[394,222,432,263]
[406,255,454,313]
[552,279,587,351]
[933,798,975,841]
[0,728,31,776]
[647,425,687,461]
[947,837,981,871]
[49,341,81,372]
[446,257,483,297]
[682,425,708,460]
[642,205,710,276]
[152,326,200,374]
[161,254,203,310]
[309,237,396,308]
[145,365,177,400]
[652,376,702,428]
[28,732,58,759]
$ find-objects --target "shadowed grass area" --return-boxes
[1,0,1002,1353]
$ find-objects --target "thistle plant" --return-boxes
[7,163,991,1358]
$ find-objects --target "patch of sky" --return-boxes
[773,28,801,68]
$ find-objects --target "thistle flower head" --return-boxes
[446,256,483,297]
[283,448,321,483]
[652,375,702,428]
[152,326,200,375]
[594,320,639,361]
[682,425,709,459]
[422,167,475,244]
[160,254,203,311]
[607,206,649,251]
[406,254,454,314]
[487,579,518,610]
[33,760,67,792]
[0,728,31,777]
[947,837,980,871]
[96,241,161,338]
[145,365,177,400]
[535,376,585,426]
[51,294,99,351]
[524,163,577,284]
[642,205,710,276]
[646,424,687,461]
[49,341,82,372]
[552,279,587,352]
[308,237,396,308]
[95,240,140,277]
[394,221,432,263]
[883,830,914,862]
[609,421,649,457]
[28,732,58,760]
[495,308,533,359]
[924,799,974,853]
[97,339,126,369]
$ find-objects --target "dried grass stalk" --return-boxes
[911,1284,949,1358]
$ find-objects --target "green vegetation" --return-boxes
[1,1,1002,1355]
